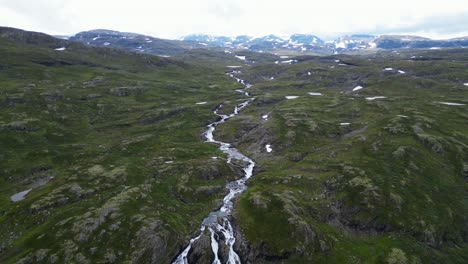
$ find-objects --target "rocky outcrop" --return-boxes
[130,219,171,263]
[187,232,213,263]
[139,107,190,125]
[40,91,64,102]
[71,186,142,242]
[0,119,39,132]
[109,86,146,97]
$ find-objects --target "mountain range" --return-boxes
[64,29,468,56]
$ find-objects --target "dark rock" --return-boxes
[40,91,64,102]
[109,86,146,97]
[30,165,53,174]
[195,186,223,196]
[86,93,103,99]
[0,119,39,132]
[5,93,25,106]
[187,232,213,263]
[139,107,190,125]
[82,77,104,88]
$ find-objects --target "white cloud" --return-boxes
[0,0,467,39]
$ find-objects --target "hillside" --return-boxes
[0,27,467,263]
[216,49,468,263]
[69,29,215,56]
[0,27,250,263]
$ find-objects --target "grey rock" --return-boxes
[109,86,146,97]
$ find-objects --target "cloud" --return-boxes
[207,0,244,20]
[0,0,72,34]
[365,11,468,39]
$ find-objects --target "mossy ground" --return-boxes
[215,49,468,263]
[0,35,247,263]
[1,30,467,263]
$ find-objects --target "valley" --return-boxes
[0,27,467,263]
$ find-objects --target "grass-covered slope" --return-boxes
[1,26,467,263]
[215,50,468,263]
[0,28,249,263]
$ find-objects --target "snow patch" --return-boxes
[335,41,346,49]
[262,114,269,120]
[285,96,299,99]
[235,55,246,61]
[10,189,32,202]
[340,123,351,126]
[384,68,393,71]
[308,92,323,96]
[281,59,298,64]
[55,47,66,51]
[307,72,312,76]
[366,96,387,101]
[103,42,110,46]
[196,102,207,105]
[438,102,465,106]
[463,83,468,86]
[398,70,406,74]
[265,144,273,153]
[352,86,363,91]
[226,66,242,68]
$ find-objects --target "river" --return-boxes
[172,71,255,264]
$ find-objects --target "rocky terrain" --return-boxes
[1,27,467,263]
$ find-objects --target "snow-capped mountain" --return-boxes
[182,34,329,53]
[332,34,377,51]
[68,30,468,56]
[69,29,210,56]
[184,33,468,54]
[374,35,468,49]
[180,33,380,54]
[183,34,234,47]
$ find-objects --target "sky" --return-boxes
[1,0,468,40]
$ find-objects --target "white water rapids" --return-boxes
[172,72,256,264]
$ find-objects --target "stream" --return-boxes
[172,72,256,264]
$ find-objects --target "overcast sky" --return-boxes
[1,0,468,40]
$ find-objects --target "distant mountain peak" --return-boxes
[69,29,210,56]
[63,28,468,56]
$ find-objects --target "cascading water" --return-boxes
[172,72,255,264]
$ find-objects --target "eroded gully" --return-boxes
[172,71,255,264]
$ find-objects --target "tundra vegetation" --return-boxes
[0,28,467,263]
